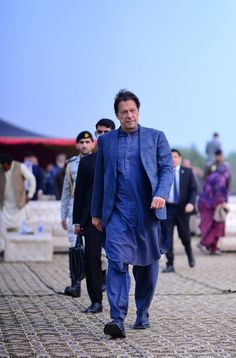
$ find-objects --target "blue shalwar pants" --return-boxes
[106,259,159,322]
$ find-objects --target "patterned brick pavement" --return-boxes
[0,238,236,357]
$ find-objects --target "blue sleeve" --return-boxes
[154,131,174,199]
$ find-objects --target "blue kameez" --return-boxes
[106,127,161,266]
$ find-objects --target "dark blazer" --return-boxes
[73,153,96,226]
[54,167,66,200]
[32,164,46,200]
[178,166,198,212]
[91,126,174,226]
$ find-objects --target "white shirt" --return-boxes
[167,165,180,203]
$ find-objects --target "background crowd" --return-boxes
[0,131,232,253]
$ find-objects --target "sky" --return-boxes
[1,0,236,155]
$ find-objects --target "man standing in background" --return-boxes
[45,153,66,197]
[163,149,198,273]
[73,118,115,314]
[24,151,45,200]
[61,131,94,297]
[0,154,36,254]
[205,132,222,165]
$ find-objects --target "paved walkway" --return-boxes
[0,237,236,357]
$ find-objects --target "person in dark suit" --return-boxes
[91,90,174,338]
[24,152,45,200]
[73,118,116,314]
[162,149,198,273]
[54,167,66,200]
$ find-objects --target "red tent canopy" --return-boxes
[0,137,75,146]
[0,119,78,167]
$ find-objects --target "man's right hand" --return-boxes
[61,219,67,230]
[92,217,102,231]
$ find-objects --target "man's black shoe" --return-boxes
[64,284,81,297]
[132,321,150,330]
[83,303,103,313]
[162,265,174,273]
[187,253,196,268]
[104,321,126,338]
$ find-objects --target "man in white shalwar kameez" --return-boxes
[0,154,36,252]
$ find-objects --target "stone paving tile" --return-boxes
[0,241,236,357]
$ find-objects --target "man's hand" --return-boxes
[74,224,83,235]
[151,196,166,209]
[61,219,67,230]
[185,203,194,213]
[92,217,102,231]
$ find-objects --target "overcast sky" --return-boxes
[1,0,236,155]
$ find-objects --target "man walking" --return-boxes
[73,118,115,314]
[61,131,94,297]
[163,149,198,273]
[91,90,174,338]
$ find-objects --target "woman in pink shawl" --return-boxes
[198,163,230,254]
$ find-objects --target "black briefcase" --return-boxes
[71,234,86,281]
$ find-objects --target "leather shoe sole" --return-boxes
[104,322,126,338]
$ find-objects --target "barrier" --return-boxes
[5,232,53,262]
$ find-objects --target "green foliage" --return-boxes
[178,146,205,169]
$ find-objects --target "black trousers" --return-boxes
[83,221,103,304]
[166,203,192,266]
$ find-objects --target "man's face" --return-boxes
[56,154,66,168]
[116,100,139,132]
[172,152,181,168]
[24,156,34,165]
[95,125,112,138]
[77,139,94,156]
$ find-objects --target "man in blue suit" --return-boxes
[91,90,174,338]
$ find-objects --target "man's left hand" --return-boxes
[151,196,166,209]
[74,224,83,235]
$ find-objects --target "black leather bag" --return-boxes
[71,234,86,281]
